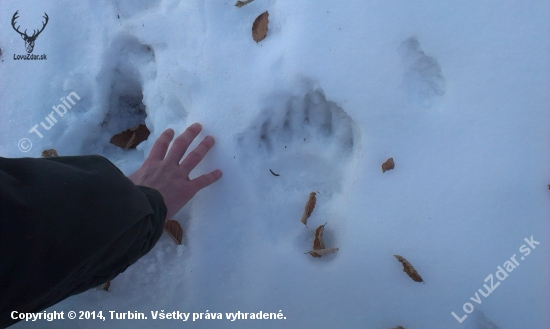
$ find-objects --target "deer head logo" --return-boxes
[11,11,49,54]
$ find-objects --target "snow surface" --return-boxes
[1,0,549,328]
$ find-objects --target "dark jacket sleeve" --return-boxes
[0,155,167,328]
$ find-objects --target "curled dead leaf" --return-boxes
[313,223,327,250]
[110,124,150,149]
[269,169,280,176]
[390,327,405,329]
[394,255,424,283]
[252,11,269,43]
[382,157,395,173]
[307,223,338,258]
[164,220,184,245]
[307,248,339,258]
[41,149,59,158]
[235,0,254,7]
[301,192,317,226]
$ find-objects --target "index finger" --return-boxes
[147,128,175,161]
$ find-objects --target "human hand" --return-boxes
[128,123,222,221]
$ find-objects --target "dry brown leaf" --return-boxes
[41,149,59,158]
[307,248,339,258]
[252,11,269,42]
[394,255,424,283]
[235,0,254,7]
[312,223,327,250]
[308,223,338,258]
[301,192,317,226]
[382,157,395,172]
[164,220,184,245]
[110,124,150,149]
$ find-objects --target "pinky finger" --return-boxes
[192,170,222,191]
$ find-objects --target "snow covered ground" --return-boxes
[1,0,549,328]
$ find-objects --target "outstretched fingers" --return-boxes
[147,128,175,161]
[180,135,216,175]
[165,123,202,164]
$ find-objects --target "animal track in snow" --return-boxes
[83,34,156,154]
[237,84,356,251]
[398,37,445,108]
[237,84,356,214]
